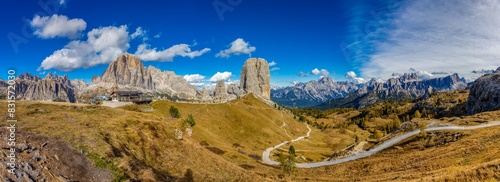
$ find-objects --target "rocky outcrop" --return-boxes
[213,80,227,101]
[240,58,271,100]
[70,79,88,93]
[466,71,500,114]
[88,53,198,100]
[200,87,211,101]
[2,73,78,102]
[227,83,242,97]
[147,66,198,100]
[271,77,359,107]
[100,53,154,89]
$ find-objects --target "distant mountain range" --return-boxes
[270,77,359,108]
[271,73,468,109]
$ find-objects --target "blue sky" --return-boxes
[2,0,500,87]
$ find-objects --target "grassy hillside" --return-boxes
[2,91,500,181]
[2,94,301,181]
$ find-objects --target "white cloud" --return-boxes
[409,68,434,80]
[183,74,205,83]
[30,14,86,39]
[271,67,280,71]
[312,68,329,77]
[297,71,310,77]
[59,0,66,5]
[345,71,367,84]
[269,61,277,67]
[154,33,161,38]
[135,43,210,61]
[131,27,146,39]
[312,68,320,75]
[362,0,500,80]
[39,25,130,71]
[209,71,232,82]
[216,38,256,58]
[471,69,495,74]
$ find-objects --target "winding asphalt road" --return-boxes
[262,121,500,168]
[262,123,311,166]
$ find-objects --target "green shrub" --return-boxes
[169,105,181,118]
[183,114,196,127]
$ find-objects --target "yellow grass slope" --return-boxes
[0,94,309,181]
[151,94,309,169]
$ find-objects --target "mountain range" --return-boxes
[272,72,468,109]
[0,53,271,103]
[1,52,494,111]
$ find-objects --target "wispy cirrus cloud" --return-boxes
[360,0,500,79]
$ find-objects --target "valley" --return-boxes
[2,88,500,181]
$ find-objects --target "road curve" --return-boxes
[262,121,500,168]
[262,123,311,165]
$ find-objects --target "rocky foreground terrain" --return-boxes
[0,128,111,181]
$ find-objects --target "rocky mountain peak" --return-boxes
[119,52,143,69]
[45,72,53,79]
[318,77,335,85]
[88,52,198,100]
[97,52,153,90]
[399,73,420,82]
[213,80,227,100]
[240,58,271,100]
[18,73,40,82]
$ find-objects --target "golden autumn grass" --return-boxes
[0,92,499,181]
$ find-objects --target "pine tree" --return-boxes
[183,114,196,127]
[169,106,181,118]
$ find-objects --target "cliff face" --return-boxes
[5,73,77,102]
[240,58,271,100]
[89,53,198,100]
[99,53,154,90]
[213,80,227,101]
[466,70,500,114]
